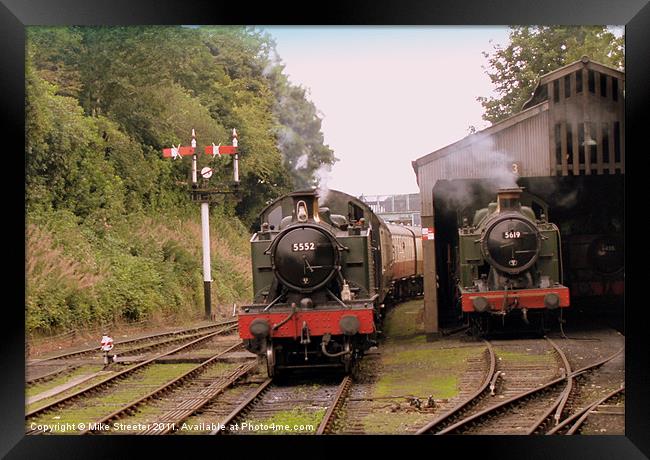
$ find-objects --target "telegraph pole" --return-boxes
[163,129,240,320]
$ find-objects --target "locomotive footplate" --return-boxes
[238,301,376,340]
[460,285,570,313]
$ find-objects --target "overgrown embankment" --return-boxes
[26,207,252,338]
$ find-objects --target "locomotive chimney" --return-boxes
[291,190,320,223]
[496,187,523,213]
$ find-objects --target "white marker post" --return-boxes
[201,198,212,319]
[232,128,239,183]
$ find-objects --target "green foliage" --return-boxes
[479,26,625,123]
[25,25,335,335]
[26,208,252,335]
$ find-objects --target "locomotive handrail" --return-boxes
[263,293,284,312]
[326,288,350,308]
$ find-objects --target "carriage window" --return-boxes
[553,80,559,103]
[600,74,607,97]
[612,78,619,101]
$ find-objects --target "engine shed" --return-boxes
[412,57,625,336]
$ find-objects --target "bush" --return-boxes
[26,207,252,336]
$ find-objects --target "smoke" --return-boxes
[555,189,579,208]
[295,153,309,169]
[434,132,519,209]
[314,162,333,202]
[523,176,582,211]
[276,125,296,158]
[468,134,519,188]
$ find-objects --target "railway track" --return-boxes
[26,323,238,433]
[316,376,353,434]
[27,320,238,385]
[416,338,623,435]
[546,384,625,435]
[210,375,351,435]
[80,344,255,435]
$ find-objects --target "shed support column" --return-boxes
[421,214,440,339]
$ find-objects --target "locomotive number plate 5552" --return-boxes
[292,242,316,251]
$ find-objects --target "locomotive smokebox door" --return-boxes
[272,225,339,293]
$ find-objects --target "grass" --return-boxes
[26,364,104,398]
[496,349,556,364]
[26,371,117,414]
[27,363,196,433]
[382,300,425,339]
[349,299,486,434]
[360,410,429,434]
[245,408,325,435]
[374,347,477,400]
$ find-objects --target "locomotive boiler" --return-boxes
[456,188,569,336]
[238,189,422,377]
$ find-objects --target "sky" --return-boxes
[262,26,511,197]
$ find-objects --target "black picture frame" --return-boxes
[3,0,648,458]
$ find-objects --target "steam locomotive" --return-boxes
[237,189,423,377]
[456,188,569,336]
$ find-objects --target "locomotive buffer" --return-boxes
[162,128,241,319]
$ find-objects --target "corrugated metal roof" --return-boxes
[412,101,549,170]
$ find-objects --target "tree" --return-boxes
[264,54,337,190]
[478,26,624,124]
[26,25,336,222]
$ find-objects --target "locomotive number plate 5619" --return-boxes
[503,231,522,239]
[292,242,316,251]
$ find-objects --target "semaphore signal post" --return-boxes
[162,128,240,319]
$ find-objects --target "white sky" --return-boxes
[263,26,511,197]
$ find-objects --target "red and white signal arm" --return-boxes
[100,335,114,352]
[205,144,237,156]
[421,227,435,240]
[162,146,196,158]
